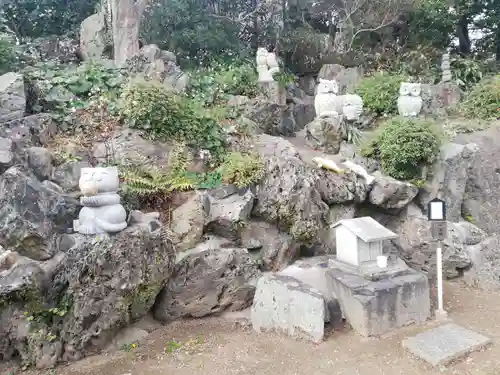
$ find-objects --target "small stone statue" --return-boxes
[256,47,280,82]
[314,78,342,118]
[397,82,423,117]
[342,94,364,121]
[73,166,128,235]
[441,53,452,82]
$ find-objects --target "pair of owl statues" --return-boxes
[314,79,363,121]
[314,79,423,119]
[256,47,280,82]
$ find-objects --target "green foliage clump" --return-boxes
[122,144,265,199]
[362,118,441,180]
[460,75,500,120]
[355,73,407,115]
[119,81,226,157]
[219,151,265,188]
[24,62,126,125]
[187,59,259,106]
[450,57,484,90]
[0,35,16,74]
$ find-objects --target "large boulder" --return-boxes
[455,126,500,233]
[243,98,294,136]
[50,214,174,365]
[0,167,79,261]
[154,241,260,322]
[252,134,367,251]
[389,204,487,279]
[305,115,345,154]
[0,113,57,148]
[79,12,107,61]
[419,142,477,222]
[369,171,419,210]
[0,72,26,123]
[317,64,364,95]
[20,36,80,65]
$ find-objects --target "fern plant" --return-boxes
[120,143,197,197]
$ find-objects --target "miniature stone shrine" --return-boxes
[73,166,128,235]
[314,78,342,117]
[441,53,452,83]
[342,94,363,121]
[327,217,430,337]
[397,82,423,117]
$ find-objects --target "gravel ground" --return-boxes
[1,281,499,375]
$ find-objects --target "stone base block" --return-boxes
[251,274,327,343]
[279,256,343,327]
[326,266,430,337]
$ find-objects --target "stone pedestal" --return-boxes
[259,81,286,105]
[326,259,430,337]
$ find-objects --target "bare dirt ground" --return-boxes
[2,280,499,375]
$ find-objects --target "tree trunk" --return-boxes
[456,13,471,55]
[109,0,148,66]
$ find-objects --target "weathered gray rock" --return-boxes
[0,166,79,260]
[252,134,367,250]
[240,220,300,271]
[0,137,14,173]
[464,235,500,290]
[251,274,327,343]
[317,64,364,95]
[170,191,208,251]
[420,82,461,116]
[290,95,315,130]
[93,128,174,165]
[389,204,485,279]
[79,12,107,61]
[45,215,174,365]
[26,147,53,181]
[125,45,188,93]
[21,36,80,64]
[252,134,329,243]
[454,127,500,233]
[305,115,344,154]
[51,161,91,192]
[154,244,260,322]
[369,171,419,210]
[0,72,25,123]
[0,255,50,364]
[205,189,254,239]
[243,98,294,136]
[419,142,477,222]
[0,113,56,147]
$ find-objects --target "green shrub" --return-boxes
[219,152,265,188]
[451,57,484,90]
[355,73,407,115]
[119,81,226,158]
[362,118,441,180]
[460,75,500,120]
[187,59,259,106]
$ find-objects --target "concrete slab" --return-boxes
[402,323,492,366]
[251,274,327,343]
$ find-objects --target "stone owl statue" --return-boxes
[397,82,422,117]
[342,94,364,121]
[256,47,280,82]
[314,78,342,118]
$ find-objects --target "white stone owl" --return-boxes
[397,82,422,117]
[256,47,280,82]
[314,78,342,118]
[342,94,364,121]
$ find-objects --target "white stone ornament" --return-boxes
[342,94,364,121]
[73,166,128,235]
[314,78,342,118]
[256,47,280,82]
[397,82,423,117]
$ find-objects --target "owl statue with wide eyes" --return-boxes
[397,82,423,117]
[314,78,342,118]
